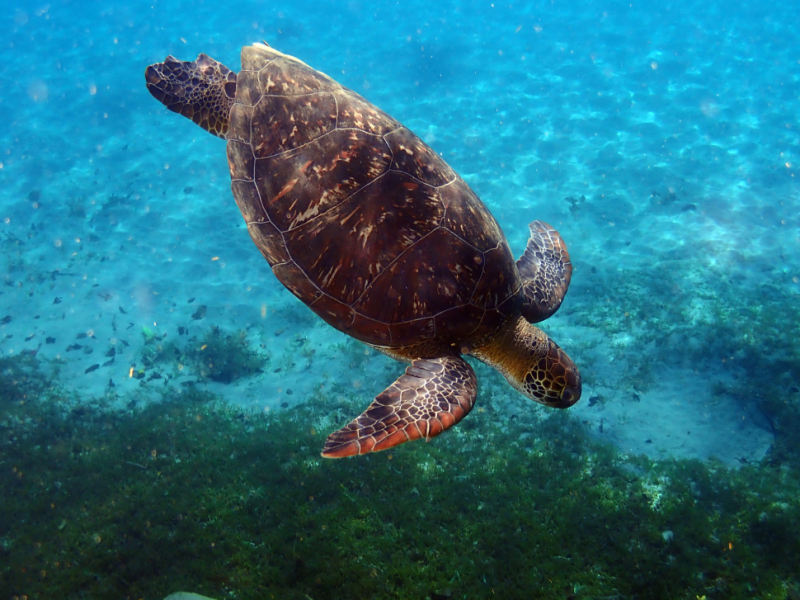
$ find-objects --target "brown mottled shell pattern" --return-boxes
[227,46,520,350]
[144,44,582,458]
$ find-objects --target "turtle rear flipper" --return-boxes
[321,356,477,458]
[145,54,237,139]
[516,220,573,323]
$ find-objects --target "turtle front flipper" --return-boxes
[516,221,573,323]
[321,356,477,458]
[145,54,237,139]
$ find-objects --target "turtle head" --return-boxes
[521,340,582,409]
[471,315,581,409]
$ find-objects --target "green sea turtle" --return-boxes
[145,42,581,458]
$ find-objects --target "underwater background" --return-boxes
[1,0,799,597]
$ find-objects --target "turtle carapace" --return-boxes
[145,43,581,458]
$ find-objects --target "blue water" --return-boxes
[1,0,799,596]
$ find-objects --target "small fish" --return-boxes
[105,347,116,357]
[85,364,100,374]
[126,322,134,330]
[102,358,115,367]
[0,316,11,324]
[46,336,56,344]
[25,333,35,341]
[120,339,130,347]
[76,332,88,339]
[178,326,187,335]
[53,297,62,304]
[108,379,116,388]
[188,297,195,303]
[98,292,113,301]
[119,306,127,314]
[191,305,207,320]
[66,344,82,352]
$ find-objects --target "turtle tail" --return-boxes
[145,54,237,139]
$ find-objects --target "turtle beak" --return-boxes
[554,365,581,408]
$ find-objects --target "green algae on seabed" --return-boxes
[1,353,800,599]
[571,260,800,466]
[137,324,269,385]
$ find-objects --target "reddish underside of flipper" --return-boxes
[320,356,477,458]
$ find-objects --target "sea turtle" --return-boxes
[145,42,581,458]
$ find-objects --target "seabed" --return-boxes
[1,346,799,598]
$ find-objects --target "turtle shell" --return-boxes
[226,44,520,349]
